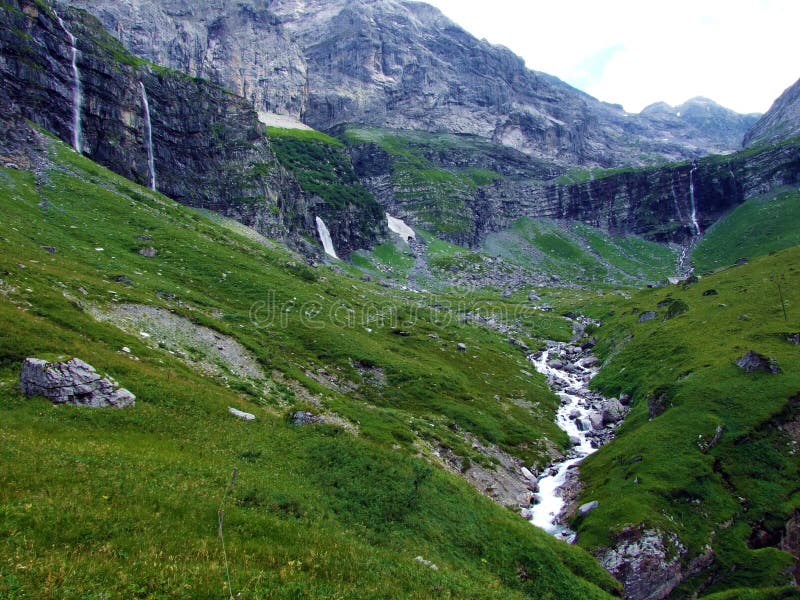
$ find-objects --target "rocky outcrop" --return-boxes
[598,527,686,600]
[744,77,800,148]
[20,358,135,408]
[350,128,800,245]
[0,0,383,255]
[67,0,753,167]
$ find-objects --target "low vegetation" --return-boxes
[0,134,620,597]
[573,248,800,597]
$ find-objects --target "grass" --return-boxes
[571,247,800,597]
[0,132,620,597]
[693,189,800,273]
[483,217,677,287]
[267,127,381,212]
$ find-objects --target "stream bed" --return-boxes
[527,336,628,541]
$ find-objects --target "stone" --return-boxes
[589,413,605,430]
[599,527,687,600]
[578,500,599,516]
[569,409,581,420]
[41,245,56,254]
[228,407,256,421]
[291,410,320,425]
[579,356,599,368]
[619,393,632,406]
[139,246,157,258]
[528,292,541,302]
[702,289,718,296]
[735,350,780,374]
[570,436,581,446]
[547,359,564,369]
[501,289,512,298]
[638,311,658,323]
[602,398,626,424]
[19,358,135,408]
[414,556,438,571]
[457,343,467,352]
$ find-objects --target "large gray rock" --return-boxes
[602,398,626,425]
[599,527,686,600]
[735,350,780,374]
[20,358,135,408]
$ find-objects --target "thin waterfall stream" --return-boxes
[139,82,157,191]
[315,216,338,258]
[54,10,82,153]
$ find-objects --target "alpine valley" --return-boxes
[1,1,799,598]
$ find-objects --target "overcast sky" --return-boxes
[424,0,799,115]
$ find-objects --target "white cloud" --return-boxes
[423,0,800,114]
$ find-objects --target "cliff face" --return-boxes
[0,0,384,255]
[744,77,800,148]
[66,0,754,167]
[348,130,800,246]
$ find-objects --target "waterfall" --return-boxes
[54,11,82,154]
[139,82,156,191]
[688,164,701,236]
[315,216,338,258]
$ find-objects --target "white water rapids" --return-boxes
[528,343,607,541]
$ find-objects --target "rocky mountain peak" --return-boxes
[65,0,756,166]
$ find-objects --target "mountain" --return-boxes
[744,77,800,147]
[639,97,760,154]
[66,0,753,167]
[0,1,385,255]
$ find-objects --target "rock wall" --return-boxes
[0,0,383,255]
[66,0,756,167]
[349,135,800,246]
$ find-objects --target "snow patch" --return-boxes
[386,213,415,240]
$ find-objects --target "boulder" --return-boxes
[602,398,626,424]
[579,356,599,368]
[619,393,632,406]
[589,413,605,430]
[456,343,468,352]
[291,410,321,425]
[228,407,256,421]
[578,500,599,516]
[19,358,135,408]
[735,350,780,374]
[638,311,658,323]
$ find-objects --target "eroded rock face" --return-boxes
[67,0,755,167]
[598,527,686,600]
[0,1,383,256]
[745,77,800,148]
[20,358,135,408]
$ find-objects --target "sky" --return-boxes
[424,0,800,115]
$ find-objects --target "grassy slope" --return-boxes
[693,189,800,274]
[342,127,503,238]
[0,136,619,597]
[484,217,677,286]
[571,248,800,597]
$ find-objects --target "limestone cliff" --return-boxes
[65,0,755,167]
[0,0,385,255]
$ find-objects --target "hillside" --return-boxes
[0,126,622,598]
[563,249,800,598]
[1,0,800,598]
